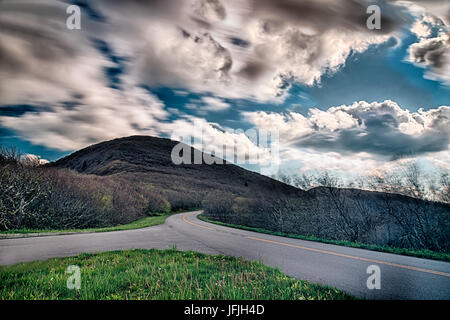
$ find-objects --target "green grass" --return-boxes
[198,215,450,262]
[0,249,353,300]
[0,213,176,236]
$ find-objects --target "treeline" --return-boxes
[0,147,200,231]
[276,163,449,204]
[203,175,450,253]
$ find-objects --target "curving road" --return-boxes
[1,211,449,299]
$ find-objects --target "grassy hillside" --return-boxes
[0,249,353,300]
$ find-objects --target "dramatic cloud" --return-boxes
[241,21,391,89]
[0,0,109,105]
[0,0,169,151]
[0,0,447,177]
[403,0,450,27]
[0,0,408,106]
[131,28,233,91]
[166,116,278,173]
[405,5,450,85]
[0,85,168,151]
[77,0,405,101]
[251,0,404,34]
[244,100,450,161]
[409,32,450,84]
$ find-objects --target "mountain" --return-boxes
[44,136,449,252]
[50,135,303,198]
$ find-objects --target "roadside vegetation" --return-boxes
[0,249,353,300]
[2,141,449,260]
[198,215,450,262]
[0,212,178,235]
[0,146,199,231]
[202,165,450,257]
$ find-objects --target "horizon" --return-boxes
[0,0,449,182]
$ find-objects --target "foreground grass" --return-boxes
[0,213,180,235]
[0,249,353,300]
[199,215,450,262]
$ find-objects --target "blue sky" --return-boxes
[0,0,448,177]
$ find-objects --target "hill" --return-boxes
[49,135,303,198]
[2,135,305,231]
[2,136,448,253]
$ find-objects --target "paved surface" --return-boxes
[1,211,449,299]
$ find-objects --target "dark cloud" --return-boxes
[236,60,268,80]
[0,0,108,105]
[407,12,450,84]
[0,18,78,63]
[411,36,448,67]
[409,33,450,83]
[250,0,407,34]
[0,0,409,102]
[295,113,449,158]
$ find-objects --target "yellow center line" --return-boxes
[183,213,450,278]
[183,214,216,231]
[246,236,450,278]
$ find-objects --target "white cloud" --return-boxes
[86,0,402,101]
[0,0,446,179]
[408,31,450,84]
[188,96,231,115]
[242,20,391,88]
[244,100,450,174]
[166,116,276,168]
[0,0,406,109]
[411,18,432,38]
[398,0,450,27]
[1,84,168,151]
[23,154,49,165]
[201,97,231,111]
[0,0,111,105]
[403,5,450,85]
[0,0,170,151]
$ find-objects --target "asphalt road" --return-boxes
[1,211,449,299]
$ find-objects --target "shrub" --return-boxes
[146,193,171,215]
[202,191,235,223]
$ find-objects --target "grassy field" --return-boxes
[0,213,178,236]
[0,249,353,300]
[198,215,450,262]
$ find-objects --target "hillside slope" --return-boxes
[50,135,303,198]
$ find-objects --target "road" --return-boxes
[1,211,449,299]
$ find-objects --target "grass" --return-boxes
[198,215,450,262]
[0,213,177,236]
[0,249,353,300]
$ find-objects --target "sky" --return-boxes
[0,0,449,178]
